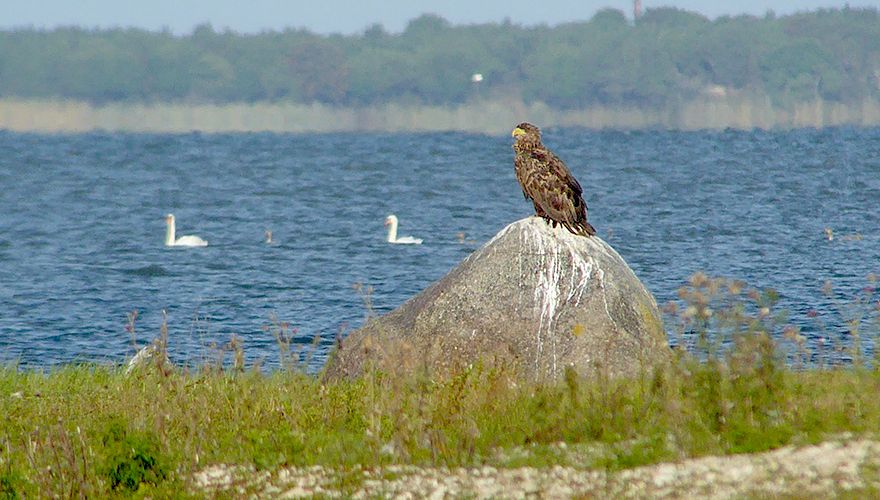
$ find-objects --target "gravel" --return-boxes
[193,438,880,498]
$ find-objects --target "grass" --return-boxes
[1,273,879,497]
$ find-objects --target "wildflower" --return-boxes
[690,272,709,288]
[692,290,709,306]
[707,278,721,296]
[728,280,745,295]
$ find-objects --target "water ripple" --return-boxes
[1,128,878,367]
[122,264,173,277]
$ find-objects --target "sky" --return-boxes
[1,0,877,35]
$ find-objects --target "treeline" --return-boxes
[1,6,878,109]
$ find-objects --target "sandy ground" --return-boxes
[193,438,880,498]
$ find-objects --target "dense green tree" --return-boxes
[0,7,877,108]
[759,40,838,104]
[683,16,776,90]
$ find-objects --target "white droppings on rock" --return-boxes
[519,218,596,375]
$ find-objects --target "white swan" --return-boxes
[164,214,208,247]
[384,215,423,244]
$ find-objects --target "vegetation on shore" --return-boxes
[1,274,878,497]
[3,6,879,133]
[1,7,878,112]
[4,95,880,134]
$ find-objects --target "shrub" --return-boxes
[100,419,169,492]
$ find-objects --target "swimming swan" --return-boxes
[164,214,208,247]
[384,215,422,245]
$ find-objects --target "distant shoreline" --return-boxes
[2,97,880,134]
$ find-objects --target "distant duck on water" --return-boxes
[456,232,477,245]
[384,215,423,245]
[164,214,208,247]
[824,227,862,242]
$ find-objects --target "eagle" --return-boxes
[511,122,596,237]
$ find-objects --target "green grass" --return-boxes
[1,273,878,496]
[3,356,880,496]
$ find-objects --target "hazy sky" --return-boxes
[1,0,876,35]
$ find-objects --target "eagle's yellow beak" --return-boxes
[512,127,525,137]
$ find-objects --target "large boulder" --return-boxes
[324,217,670,382]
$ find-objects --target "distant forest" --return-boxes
[1,6,878,110]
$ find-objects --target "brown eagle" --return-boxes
[511,122,596,237]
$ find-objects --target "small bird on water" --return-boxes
[824,227,862,242]
[511,122,596,237]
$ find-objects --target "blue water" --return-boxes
[1,127,878,368]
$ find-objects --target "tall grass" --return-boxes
[2,96,880,134]
[1,273,879,496]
